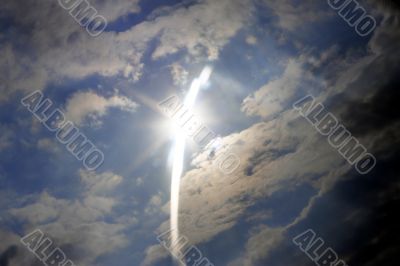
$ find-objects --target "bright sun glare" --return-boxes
[169,66,212,260]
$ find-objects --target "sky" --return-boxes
[0,0,399,265]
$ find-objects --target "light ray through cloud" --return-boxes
[169,66,212,262]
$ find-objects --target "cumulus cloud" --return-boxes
[169,63,189,86]
[9,170,133,265]
[64,91,139,126]
[0,0,252,101]
[147,0,252,60]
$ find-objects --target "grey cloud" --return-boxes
[0,245,17,266]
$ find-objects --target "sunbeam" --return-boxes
[169,66,212,262]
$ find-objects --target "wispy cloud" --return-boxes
[64,91,139,126]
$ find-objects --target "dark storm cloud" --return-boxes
[260,146,400,266]
[372,0,400,11]
[334,74,400,138]
[323,34,400,262]
[325,17,400,153]
[341,158,400,266]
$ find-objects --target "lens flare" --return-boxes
[169,66,212,260]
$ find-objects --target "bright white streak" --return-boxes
[169,67,212,260]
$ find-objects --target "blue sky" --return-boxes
[1,0,399,265]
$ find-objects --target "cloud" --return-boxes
[147,0,252,60]
[245,35,258,45]
[240,44,349,119]
[169,63,188,86]
[0,245,17,266]
[143,109,349,264]
[145,192,164,215]
[241,60,304,117]
[0,229,36,266]
[228,226,285,266]
[64,91,139,126]
[263,0,331,31]
[3,1,399,265]
[79,169,123,195]
[36,138,60,153]
[144,11,400,264]
[9,170,133,265]
[0,0,252,101]
[136,177,144,187]
[229,10,400,265]
[141,245,169,266]
[90,0,141,22]
[0,125,12,151]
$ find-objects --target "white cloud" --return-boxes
[80,170,123,195]
[145,192,164,215]
[64,91,139,126]
[169,63,188,86]
[241,60,304,117]
[246,35,258,45]
[141,244,169,266]
[147,0,252,60]
[9,170,133,265]
[0,0,252,101]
